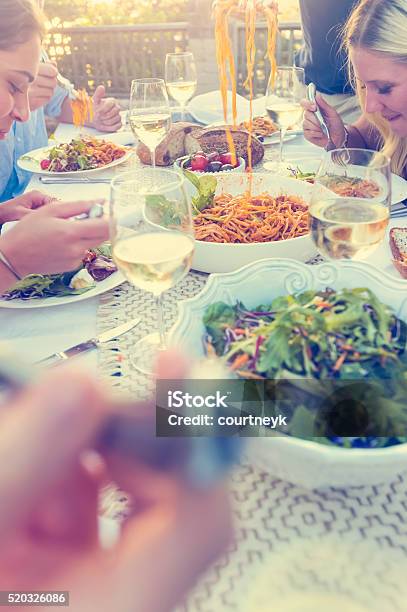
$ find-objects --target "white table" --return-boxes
[0,124,405,366]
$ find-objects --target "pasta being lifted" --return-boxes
[194,191,309,243]
[71,89,94,128]
[213,0,278,170]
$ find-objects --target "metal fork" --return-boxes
[307,83,347,166]
[40,48,79,100]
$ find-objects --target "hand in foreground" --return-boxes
[0,351,231,612]
[90,85,122,133]
[28,62,59,112]
[0,191,56,224]
[301,93,346,149]
[0,199,109,278]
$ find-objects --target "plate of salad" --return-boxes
[0,244,125,308]
[17,136,132,176]
[169,258,407,488]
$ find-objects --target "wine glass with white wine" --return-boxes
[263,66,305,172]
[309,148,391,260]
[129,78,171,168]
[165,52,197,121]
[110,168,195,375]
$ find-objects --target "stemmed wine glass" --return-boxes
[110,168,195,375]
[309,148,391,260]
[165,52,197,121]
[264,66,305,172]
[129,78,171,168]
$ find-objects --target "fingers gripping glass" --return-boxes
[110,169,195,375]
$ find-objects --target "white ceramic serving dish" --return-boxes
[169,258,407,489]
[184,173,317,273]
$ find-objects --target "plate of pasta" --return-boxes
[17,136,132,176]
[184,173,317,272]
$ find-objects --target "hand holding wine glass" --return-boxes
[129,78,171,168]
[165,52,197,121]
[110,169,195,375]
[264,66,305,171]
[309,148,391,260]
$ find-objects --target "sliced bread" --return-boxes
[389,227,407,279]
[136,122,196,166]
[185,125,265,166]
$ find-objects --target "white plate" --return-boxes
[184,173,317,273]
[0,271,125,309]
[169,258,407,489]
[17,143,132,177]
[282,157,407,206]
[206,122,301,146]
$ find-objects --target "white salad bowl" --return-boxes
[184,173,317,273]
[169,258,407,489]
[174,155,246,175]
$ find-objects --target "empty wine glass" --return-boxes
[309,148,391,260]
[110,169,195,375]
[165,52,197,121]
[264,66,305,172]
[129,78,171,168]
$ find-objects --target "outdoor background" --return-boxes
[43,0,302,99]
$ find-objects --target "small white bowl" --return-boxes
[174,155,246,175]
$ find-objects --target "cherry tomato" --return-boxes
[219,152,233,166]
[40,159,51,170]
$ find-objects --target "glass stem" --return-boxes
[156,293,166,351]
[180,104,185,122]
[151,147,156,169]
[279,128,286,167]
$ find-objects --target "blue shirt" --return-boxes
[0,85,68,202]
[295,0,358,95]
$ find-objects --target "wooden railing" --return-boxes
[46,21,302,98]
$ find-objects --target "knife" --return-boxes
[37,318,141,367]
[39,176,113,184]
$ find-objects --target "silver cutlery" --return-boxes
[37,317,141,367]
[39,176,113,184]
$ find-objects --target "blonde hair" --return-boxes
[344,0,407,176]
[0,0,45,51]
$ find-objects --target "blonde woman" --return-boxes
[302,0,407,178]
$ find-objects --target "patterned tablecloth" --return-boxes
[96,272,407,612]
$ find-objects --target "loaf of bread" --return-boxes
[185,125,265,166]
[389,227,407,279]
[136,122,264,166]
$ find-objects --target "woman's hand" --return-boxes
[301,93,346,149]
[0,199,109,278]
[90,85,122,133]
[0,190,56,224]
[0,351,231,612]
[28,62,59,112]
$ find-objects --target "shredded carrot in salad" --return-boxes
[213,1,278,171]
[71,89,94,128]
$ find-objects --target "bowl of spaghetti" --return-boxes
[184,173,317,273]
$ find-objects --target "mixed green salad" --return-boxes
[203,287,407,448]
[1,244,117,301]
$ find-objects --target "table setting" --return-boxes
[2,33,407,609]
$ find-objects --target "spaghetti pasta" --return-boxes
[194,191,309,243]
[71,89,94,128]
[213,1,278,170]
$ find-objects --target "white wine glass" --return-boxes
[165,52,197,121]
[129,78,171,168]
[110,169,195,375]
[309,148,391,260]
[264,66,305,172]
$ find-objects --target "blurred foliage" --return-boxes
[44,0,189,27]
